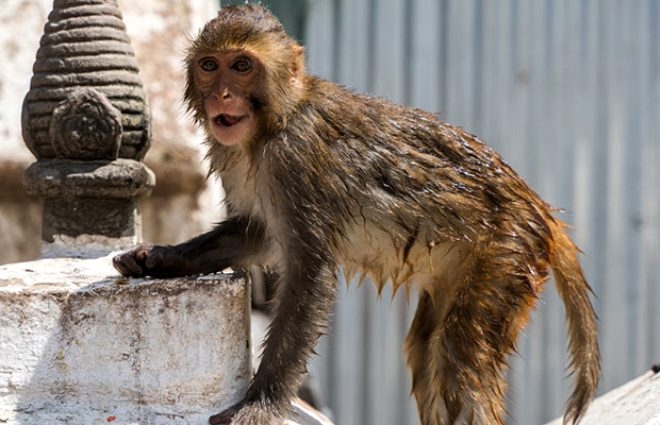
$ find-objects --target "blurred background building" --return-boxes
[1,1,658,424]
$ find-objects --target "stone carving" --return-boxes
[49,88,122,160]
[22,0,150,161]
[21,0,155,247]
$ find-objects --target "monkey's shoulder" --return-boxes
[296,77,497,162]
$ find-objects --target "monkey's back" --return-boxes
[270,76,556,293]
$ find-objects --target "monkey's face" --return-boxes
[192,50,264,147]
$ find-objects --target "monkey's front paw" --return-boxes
[209,401,282,425]
[112,245,191,278]
[113,244,153,277]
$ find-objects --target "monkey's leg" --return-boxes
[428,257,539,425]
[405,290,447,425]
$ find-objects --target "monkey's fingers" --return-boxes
[112,245,152,277]
[112,252,144,277]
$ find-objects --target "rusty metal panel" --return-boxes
[304,0,660,424]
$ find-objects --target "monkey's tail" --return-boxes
[549,222,600,425]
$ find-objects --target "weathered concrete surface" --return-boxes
[0,254,251,425]
[0,0,54,263]
[0,254,333,425]
[546,368,660,425]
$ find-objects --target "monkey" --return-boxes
[113,4,600,425]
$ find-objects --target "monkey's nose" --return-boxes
[212,89,232,102]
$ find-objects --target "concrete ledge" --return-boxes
[0,254,251,425]
[545,368,660,425]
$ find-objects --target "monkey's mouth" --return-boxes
[214,113,245,127]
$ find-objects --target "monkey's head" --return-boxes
[185,4,305,147]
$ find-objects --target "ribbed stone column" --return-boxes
[21,0,154,252]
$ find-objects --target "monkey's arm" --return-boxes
[210,210,338,424]
[112,216,266,278]
[210,265,337,424]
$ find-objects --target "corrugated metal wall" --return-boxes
[303,1,660,424]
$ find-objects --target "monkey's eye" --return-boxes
[199,58,218,72]
[231,57,252,73]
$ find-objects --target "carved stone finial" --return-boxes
[21,0,155,250]
[22,0,150,161]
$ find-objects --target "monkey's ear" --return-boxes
[290,45,305,83]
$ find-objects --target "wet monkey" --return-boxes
[113,4,600,425]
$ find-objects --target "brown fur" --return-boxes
[114,5,600,425]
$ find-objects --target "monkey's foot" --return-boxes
[208,405,236,425]
[209,401,281,425]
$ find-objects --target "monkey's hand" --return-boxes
[209,400,282,425]
[112,244,192,278]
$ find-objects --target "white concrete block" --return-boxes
[545,369,660,425]
[0,254,251,425]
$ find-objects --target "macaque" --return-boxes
[113,4,600,425]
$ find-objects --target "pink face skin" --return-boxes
[194,50,261,146]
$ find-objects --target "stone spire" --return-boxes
[21,0,155,253]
